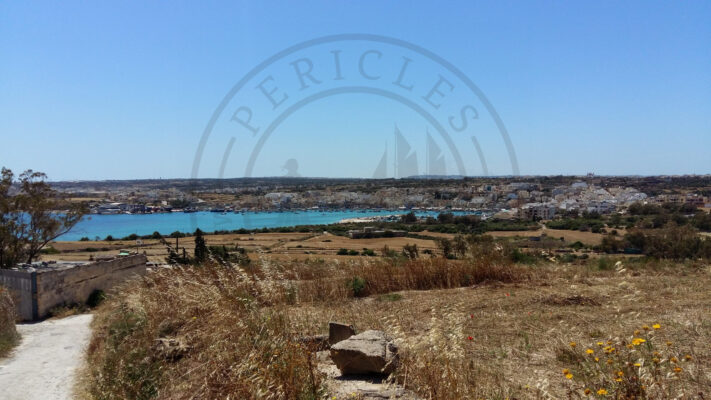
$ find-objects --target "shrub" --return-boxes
[39,246,61,254]
[348,276,367,297]
[336,248,349,256]
[0,286,19,357]
[86,267,324,400]
[361,248,376,256]
[558,323,704,398]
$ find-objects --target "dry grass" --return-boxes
[0,285,19,358]
[85,255,711,399]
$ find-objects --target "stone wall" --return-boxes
[0,254,147,321]
[0,269,34,321]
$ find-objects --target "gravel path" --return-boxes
[0,314,94,400]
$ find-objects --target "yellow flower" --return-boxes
[642,325,650,330]
[584,388,591,395]
[586,349,594,354]
[670,356,678,363]
[684,354,692,361]
[617,371,624,377]
[652,323,661,329]
[594,357,600,362]
[597,341,604,346]
[634,329,640,335]
[666,341,672,346]
[597,388,608,395]
[565,373,573,379]
[652,357,660,364]
[615,378,622,382]
[626,344,634,349]
[631,338,646,346]
[674,367,682,373]
[606,359,613,365]
[634,363,641,367]
[562,368,570,375]
[569,341,577,348]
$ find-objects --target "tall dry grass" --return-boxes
[0,285,19,357]
[86,254,525,399]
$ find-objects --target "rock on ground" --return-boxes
[330,330,399,375]
[0,314,93,400]
[317,350,420,400]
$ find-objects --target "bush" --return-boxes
[348,276,367,297]
[39,246,61,254]
[86,267,324,400]
[361,248,376,256]
[0,286,19,357]
[336,248,349,256]
[558,323,702,398]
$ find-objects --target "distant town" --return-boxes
[51,175,711,220]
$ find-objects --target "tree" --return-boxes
[402,243,418,259]
[400,211,417,224]
[0,168,86,268]
[193,228,208,263]
[435,238,453,258]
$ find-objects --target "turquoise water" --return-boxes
[58,210,478,241]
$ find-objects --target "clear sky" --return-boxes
[1,1,709,180]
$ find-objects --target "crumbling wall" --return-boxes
[0,254,147,321]
[35,254,147,318]
[0,270,34,321]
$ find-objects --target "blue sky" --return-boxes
[1,1,709,180]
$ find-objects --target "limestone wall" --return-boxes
[35,254,147,319]
[0,270,34,321]
[0,254,147,321]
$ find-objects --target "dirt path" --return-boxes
[0,314,93,400]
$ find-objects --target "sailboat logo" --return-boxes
[372,125,446,178]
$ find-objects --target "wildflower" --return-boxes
[652,357,660,364]
[674,367,682,373]
[670,356,678,363]
[615,378,622,382]
[634,363,641,367]
[562,368,570,374]
[634,329,640,335]
[569,341,577,348]
[565,373,573,379]
[467,336,473,341]
[470,314,474,319]
[626,344,634,349]
[597,388,608,395]
[606,359,613,365]
[594,357,599,362]
[684,354,692,361]
[584,388,591,395]
[586,349,594,354]
[597,341,604,346]
[652,323,660,329]
[617,371,624,377]
[606,340,612,345]
[631,338,646,346]
[666,341,672,346]
[642,325,650,331]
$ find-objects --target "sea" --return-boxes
[58,209,481,241]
